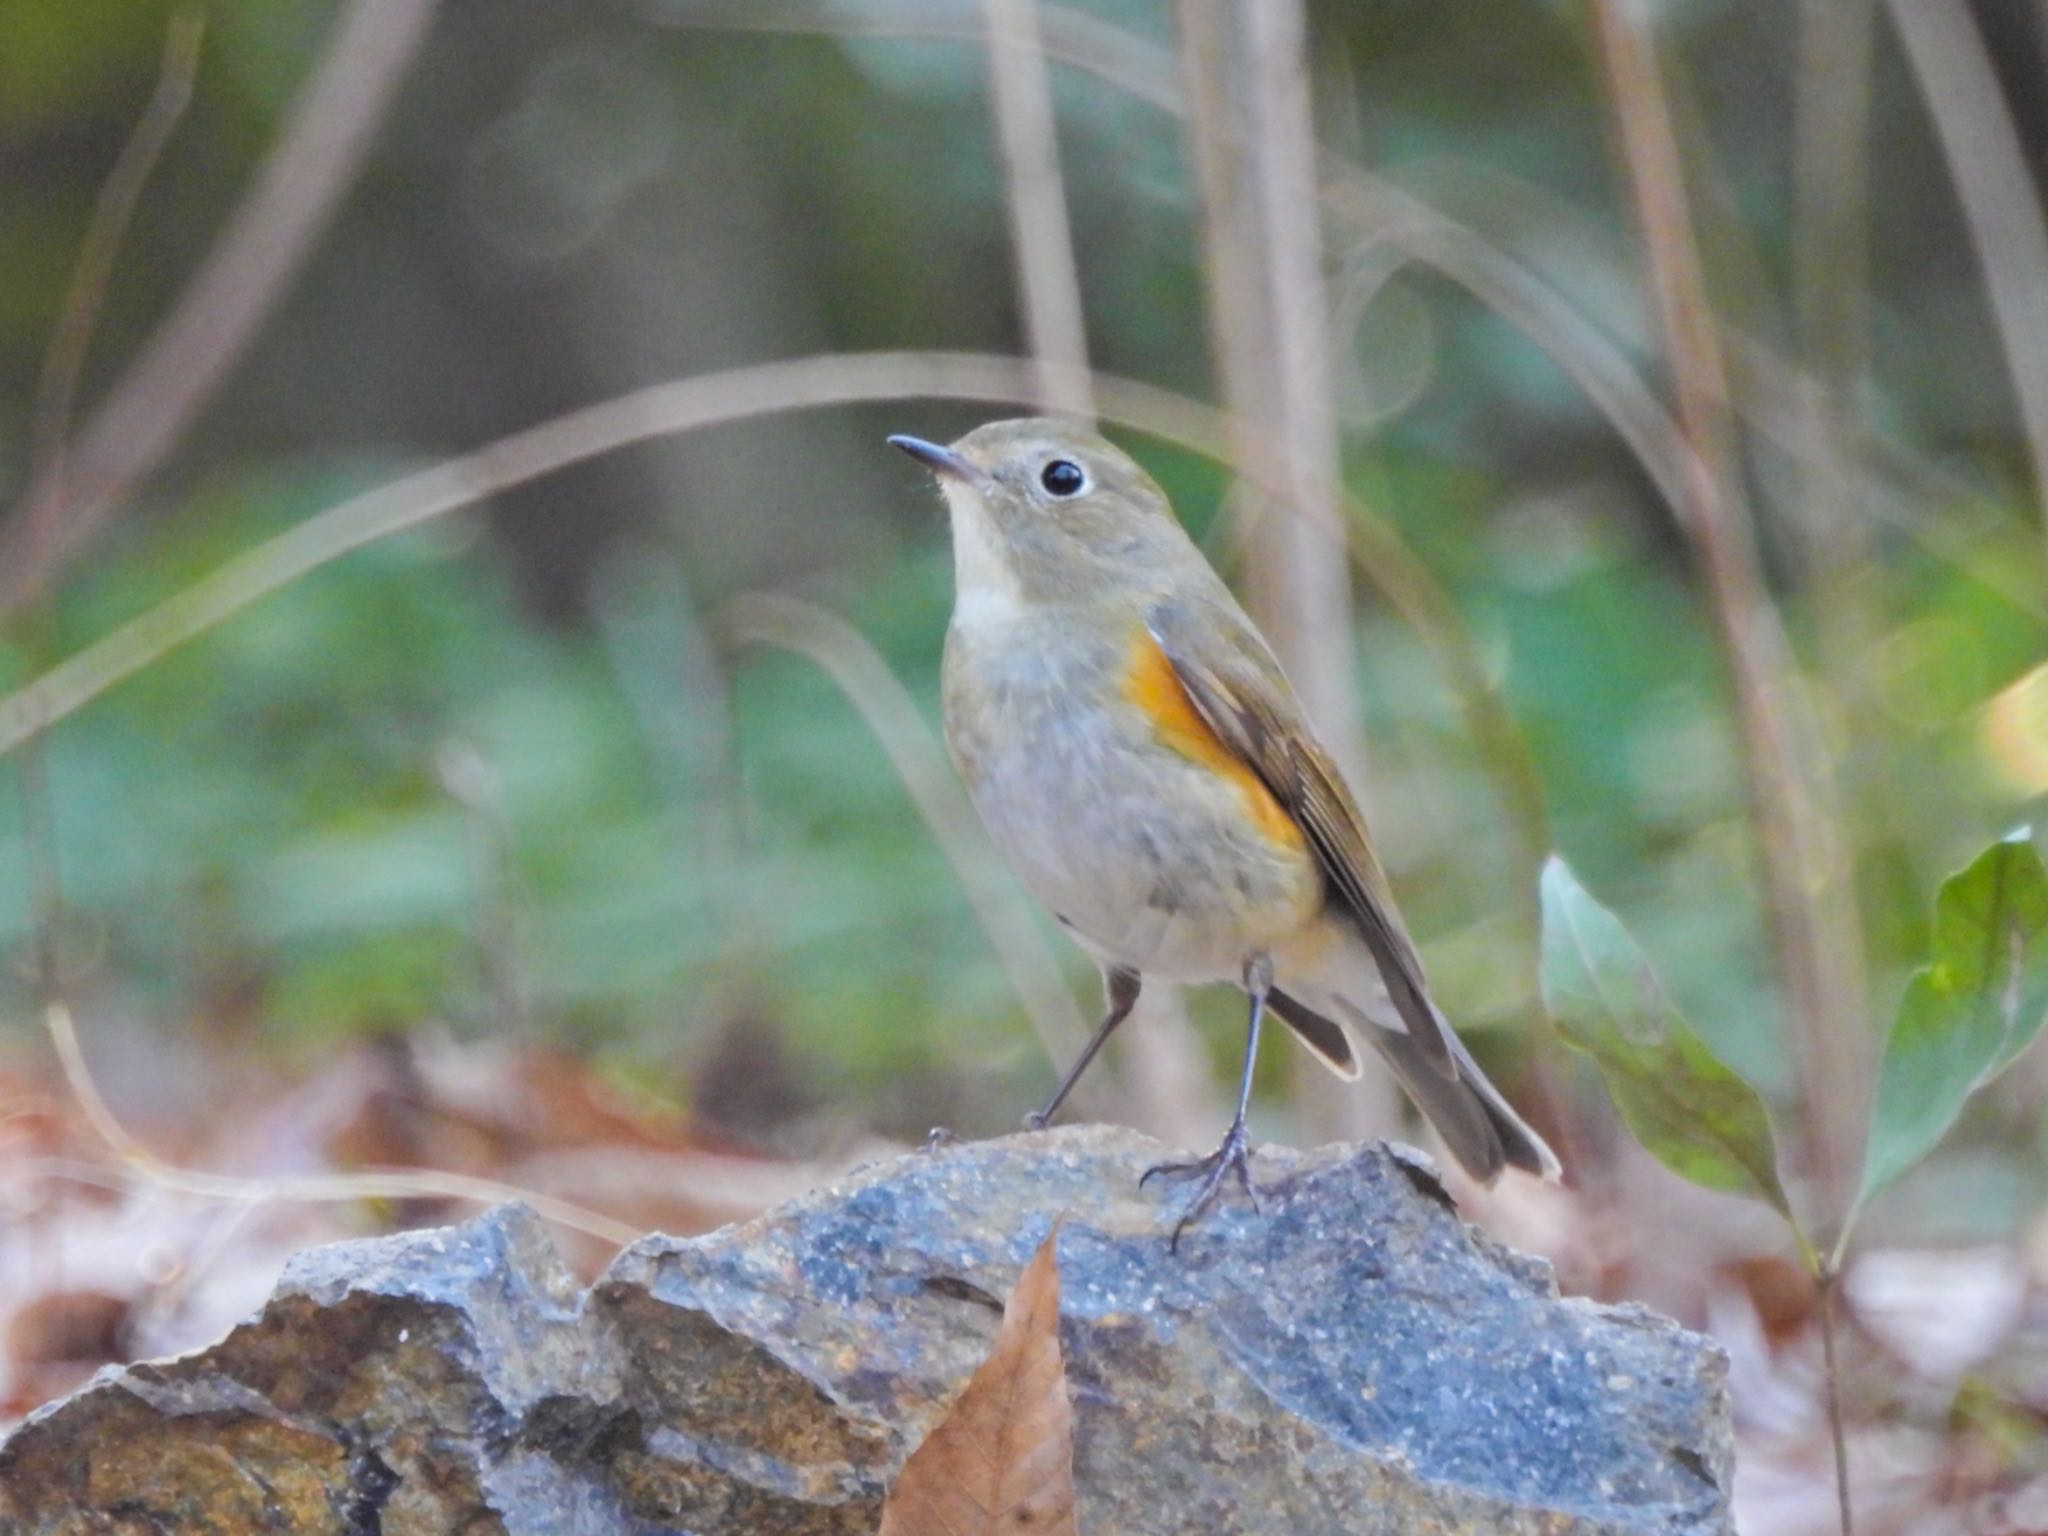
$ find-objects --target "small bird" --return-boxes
[891,418,1560,1244]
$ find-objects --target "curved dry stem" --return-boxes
[721,592,1094,1080]
[41,1001,641,1246]
[981,0,1094,419]
[0,353,1541,873]
[0,0,443,614]
[1591,0,1866,1212]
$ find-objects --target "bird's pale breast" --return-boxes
[943,604,1323,981]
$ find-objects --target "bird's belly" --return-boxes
[963,706,1322,982]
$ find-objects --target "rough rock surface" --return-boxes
[0,1126,1732,1534]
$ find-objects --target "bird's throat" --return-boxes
[943,479,1027,624]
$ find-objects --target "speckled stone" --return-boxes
[0,1126,1732,1534]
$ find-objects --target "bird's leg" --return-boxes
[1026,967,1141,1129]
[1142,953,1271,1250]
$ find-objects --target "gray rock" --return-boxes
[0,1126,1732,1534]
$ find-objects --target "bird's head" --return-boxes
[889,417,1186,606]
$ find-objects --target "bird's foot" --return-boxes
[1139,1118,1259,1251]
[922,1126,957,1154]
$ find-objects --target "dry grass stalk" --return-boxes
[981,0,1094,420]
[0,0,443,617]
[1590,0,1867,1216]
[0,352,1528,865]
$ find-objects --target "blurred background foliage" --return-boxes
[4,0,2048,1231]
[17,2,2048,1523]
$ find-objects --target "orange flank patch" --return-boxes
[1120,628,1306,852]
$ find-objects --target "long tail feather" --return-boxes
[1370,1020,1561,1185]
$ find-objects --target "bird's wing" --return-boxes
[1146,596,1456,1076]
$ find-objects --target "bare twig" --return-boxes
[1589,0,1867,1211]
[1172,0,1274,476]
[0,0,442,615]
[981,0,1094,419]
[1887,0,2048,547]
[1180,0,1362,784]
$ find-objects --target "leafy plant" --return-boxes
[1544,834,2048,1536]
[1544,832,2048,1255]
[1845,832,2048,1248]
[1539,858,1792,1220]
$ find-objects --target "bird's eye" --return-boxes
[1040,459,1086,497]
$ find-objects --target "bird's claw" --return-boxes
[1140,1119,1259,1250]
[923,1126,957,1154]
[1022,1109,1050,1131]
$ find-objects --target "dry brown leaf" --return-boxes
[880,1231,1077,1536]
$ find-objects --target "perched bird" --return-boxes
[891,418,1560,1244]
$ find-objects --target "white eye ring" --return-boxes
[1039,459,1088,497]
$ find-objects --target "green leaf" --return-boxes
[1852,830,2048,1221]
[1540,857,1792,1218]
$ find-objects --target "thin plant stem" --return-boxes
[981,0,1094,420]
[1817,1259,1855,1536]
[0,0,443,615]
[0,351,1544,928]
[23,10,205,553]
[9,16,206,1314]
[1239,0,1364,783]
[1589,0,1867,1215]
[14,11,206,1001]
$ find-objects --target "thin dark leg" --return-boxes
[1026,967,1141,1129]
[1142,954,1271,1250]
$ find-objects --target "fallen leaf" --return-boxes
[880,1231,1077,1536]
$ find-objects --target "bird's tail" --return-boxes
[1271,985,1560,1186]
[1368,1015,1561,1186]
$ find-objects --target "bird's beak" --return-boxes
[888,434,978,482]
